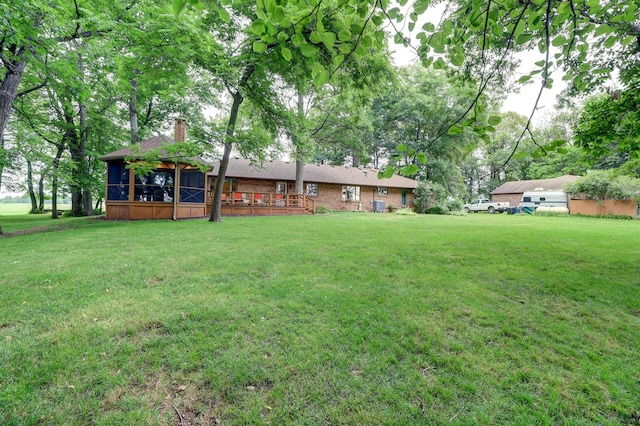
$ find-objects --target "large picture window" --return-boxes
[342,185,360,202]
[180,170,205,203]
[106,162,130,201]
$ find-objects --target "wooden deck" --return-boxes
[104,192,315,220]
[209,192,316,216]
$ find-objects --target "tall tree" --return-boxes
[574,91,640,163]
[179,0,391,222]
[373,66,480,189]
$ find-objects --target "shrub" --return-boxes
[566,170,640,201]
[425,206,447,215]
[388,204,396,213]
[447,199,464,212]
[572,213,634,220]
[395,208,417,216]
[316,205,331,214]
[413,181,449,213]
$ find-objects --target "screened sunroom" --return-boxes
[99,120,210,220]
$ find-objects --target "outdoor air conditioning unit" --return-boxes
[373,200,385,212]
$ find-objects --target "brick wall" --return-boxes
[234,178,414,212]
[307,183,414,212]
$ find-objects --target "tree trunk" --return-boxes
[210,141,234,222]
[209,65,255,223]
[27,159,38,213]
[66,108,83,216]
[51,145,64,219]
[129,77,139,144]
[210,92,243,223]
[38,174,44,212]
[352,149,360,167]
[294,92,305,195]
[77,51,93,216]
[0,50,27,191]
[79,100,93,216]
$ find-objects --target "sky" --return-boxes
[390,45,565,119]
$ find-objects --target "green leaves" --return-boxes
[218,7,230,23]
[378,166,395,179]
[281,46,292,61]
[299,43,317,58]
[487,115,502,126]
[312,63,329,87]
[448,125,464,135]
[450,49,465,67]
[253,41,266,53]
[173,0,186,15]
[321,32,336,49]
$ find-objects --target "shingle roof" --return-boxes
[98,135,209,167]
[210,158,419,189]
[491,175,580,194]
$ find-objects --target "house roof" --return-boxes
[210,158,419,189]
[491,175,580,194]
[98,135,209,167]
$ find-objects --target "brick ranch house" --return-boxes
[209,158,419,213]
[99,118,419,219]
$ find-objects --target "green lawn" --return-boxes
[1,213,639,425]
[0,203,78,234]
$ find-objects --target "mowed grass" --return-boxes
[0,203,77,234]
[0,213,639,425]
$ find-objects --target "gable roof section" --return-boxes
[98,135,209,167]
[491,175,580,194]
[210,158,419,189]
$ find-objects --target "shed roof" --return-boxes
[98,135,209,167]
[210,158,419,189]
[491,175,579,194]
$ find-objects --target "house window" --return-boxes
[208,178,237,204]
[276,181,288,194]
[305,183,318,196]
[180,169,205,203]
[134,170,174,202]
[342,185,360,202]
[106,162,130,201]
[210,178,237,193]
[377,187,388,196]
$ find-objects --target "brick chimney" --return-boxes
[174,118,187,142]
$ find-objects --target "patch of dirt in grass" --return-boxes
[101,368,226,425]
[163,381,226,426]
[113,321,169,343]
[245,379,274,392]
[147,276,166,286]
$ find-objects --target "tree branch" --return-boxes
[16,80,48,98]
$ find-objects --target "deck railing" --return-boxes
[207,192,315,213]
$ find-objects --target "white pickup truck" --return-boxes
[463,199,510,214]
